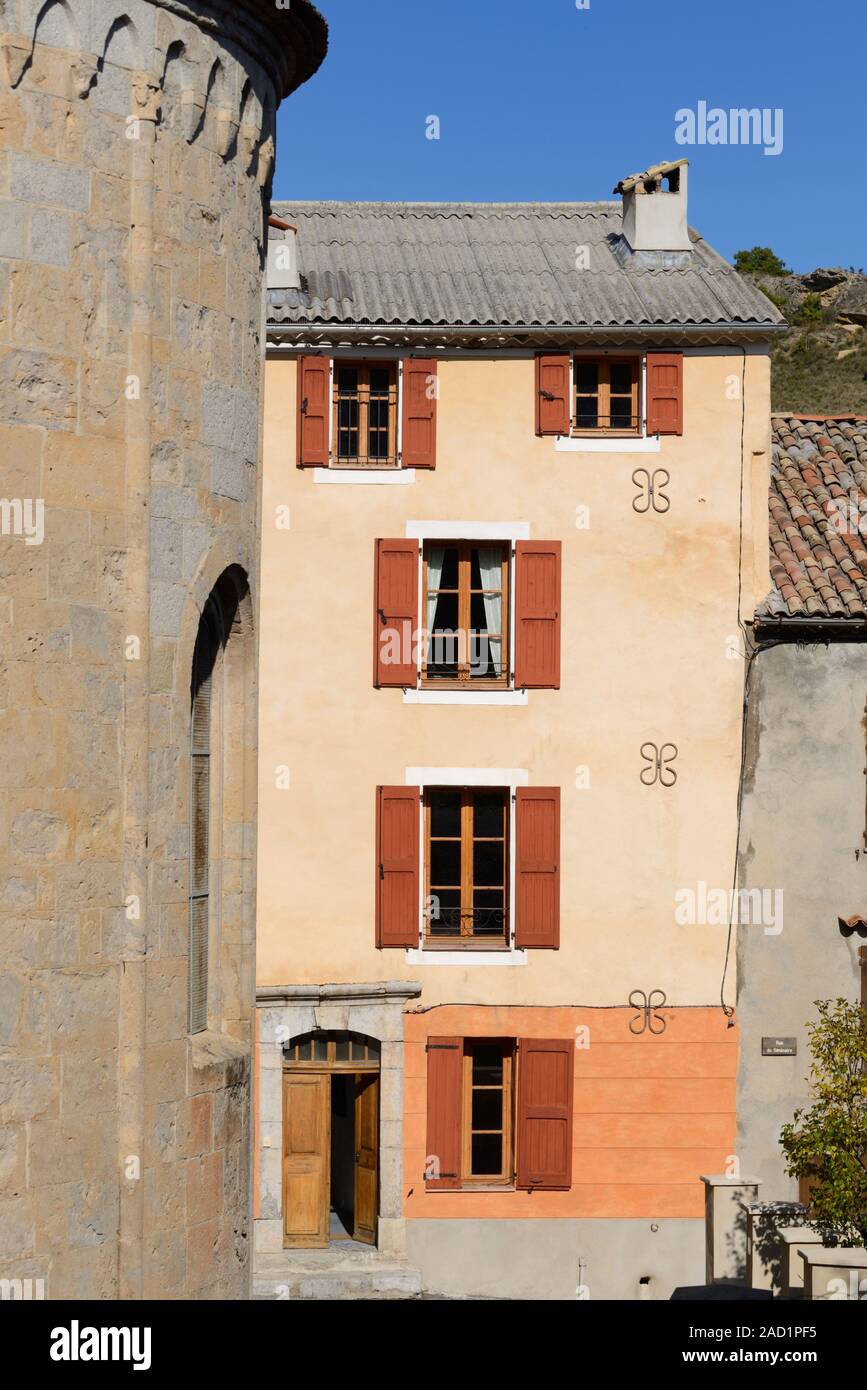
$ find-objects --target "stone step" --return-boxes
[253,1261,423,1301]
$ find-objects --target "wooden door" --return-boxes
[282,1071,330,1248]
[353,1073,379,1245]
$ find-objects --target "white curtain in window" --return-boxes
[476,547,502,676]
[425,546,445,668]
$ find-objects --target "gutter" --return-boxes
[266,323,786,356]
[266,320,784,341]
[754,616,867,643]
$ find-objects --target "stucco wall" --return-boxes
[737,640,867,1196]
[404,1004,737,1222]
[407,1216,704,1301]
[257,348,771,1008]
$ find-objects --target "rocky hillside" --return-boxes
[745,265,867,414]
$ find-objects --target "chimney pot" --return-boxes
[615,159,691,254]
[267,216,300,291]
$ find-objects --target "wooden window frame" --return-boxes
[282,1031,380,1072]
[421,540,510,690]
[332,360,399,468]
[461,1040,516,1187]
[423,787,510,950]
[571,354,642,438]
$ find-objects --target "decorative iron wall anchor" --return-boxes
[632,468,670,513]
[640,742,678,786]
[628,989,668,1035]
[838,914,867,939]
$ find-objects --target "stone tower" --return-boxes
[0,0,326,1298]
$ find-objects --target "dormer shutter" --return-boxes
[297,355,330,466]
[401,358,437,469]
[646,352,683,435]
[535,354,570,436]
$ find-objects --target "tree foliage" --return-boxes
[780,998,867,1246]
[734,246,789,277]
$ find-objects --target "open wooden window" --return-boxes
[422,541,509,687]
[573,355,641,436]
[462,1040,515,1185]
[425,1036,573,1191]
[424,788,509,947]
[333,361,398,467]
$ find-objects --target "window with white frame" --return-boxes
[424,787,510,945]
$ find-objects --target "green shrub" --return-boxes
[762,287,787,310]
[779,998,867,1246]
[794,293,824,326]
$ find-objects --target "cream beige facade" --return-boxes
[254,188,782,1297]
[258,348,771,1006]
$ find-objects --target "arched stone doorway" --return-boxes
[282,1031,380,1248]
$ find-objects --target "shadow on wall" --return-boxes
[722,1187,750,1283]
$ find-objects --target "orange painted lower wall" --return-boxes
[404,1005,737,1220]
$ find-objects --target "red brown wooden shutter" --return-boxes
[425,1037,462,1189]
[373,538,418,689]
[376,786,420,949]
[535,354,570,436]
[515,787,560,949]
[514,540,561,689]
[296,355,331,466]
[516,1039,573,1190]
[401,358,437,469]
[646,351,683,435]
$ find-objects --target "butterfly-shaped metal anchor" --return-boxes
[628,989,668,1035]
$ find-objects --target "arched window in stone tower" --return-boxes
[188,568,254,1036]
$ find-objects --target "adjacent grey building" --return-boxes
[738,414,867,1195]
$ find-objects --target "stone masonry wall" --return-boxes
[0,0,323,1300]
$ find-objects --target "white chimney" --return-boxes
[267,215,300,291]
[614,159,691,253]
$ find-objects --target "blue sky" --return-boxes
[275,0,866,273]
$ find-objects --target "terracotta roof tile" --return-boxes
[759,417,867,622]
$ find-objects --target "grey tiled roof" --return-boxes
[267,200,783,330]
[759,416,867,623]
